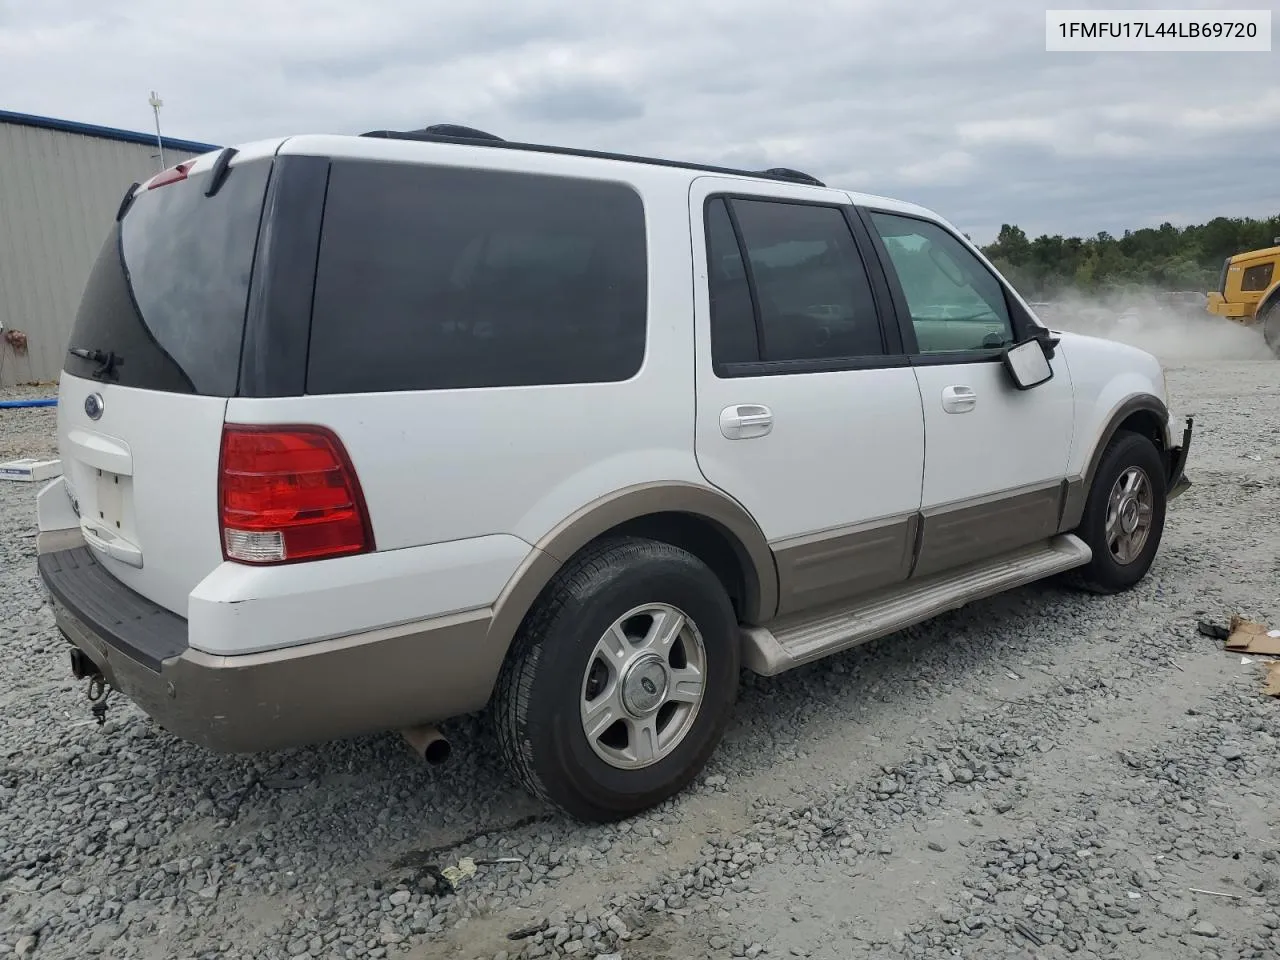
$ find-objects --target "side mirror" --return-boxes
[1002,338,1053,390]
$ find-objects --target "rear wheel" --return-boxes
[1070,430,1168,593]
[493,537,740,822]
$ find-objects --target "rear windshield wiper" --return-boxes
[204,147,239,198]
[68,346,125,381]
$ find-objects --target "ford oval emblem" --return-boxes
[84,393,104,420]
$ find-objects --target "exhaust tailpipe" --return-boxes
[402,724,451,765]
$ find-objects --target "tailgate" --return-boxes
[56,376,228,617]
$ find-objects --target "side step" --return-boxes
[742,534,1092,676]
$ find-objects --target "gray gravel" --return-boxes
[2,353,1278,960]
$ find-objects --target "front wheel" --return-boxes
[1070,430,1168,593]
[1261,300,1280,358]
[493,537,740,822]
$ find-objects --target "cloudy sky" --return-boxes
[1,0,1276,243]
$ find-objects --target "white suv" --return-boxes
[35,124,1192,822]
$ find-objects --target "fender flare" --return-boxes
[1256,279,1280,317]
[485,481,779,658]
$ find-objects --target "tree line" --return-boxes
[976,214,1280,298]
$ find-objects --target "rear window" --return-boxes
[306,160,648,394]
[64,158,272,395]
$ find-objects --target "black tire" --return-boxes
[1261,300,1280,358]
[493,536,740,822]
[1070,430,1168,593]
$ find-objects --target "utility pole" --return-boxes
[148,91,166,171]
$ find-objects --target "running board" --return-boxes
[742,534,1092,676]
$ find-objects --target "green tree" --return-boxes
[978,212,1280,296]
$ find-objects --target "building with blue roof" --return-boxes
[0,109,219,385]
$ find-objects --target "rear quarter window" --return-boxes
[306,160,648,393]
[64,159,272,395]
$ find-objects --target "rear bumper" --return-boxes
[37,544,503,753]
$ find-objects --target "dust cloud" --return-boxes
[1030,289,1273,362]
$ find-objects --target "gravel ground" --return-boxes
[2,354,1278,960]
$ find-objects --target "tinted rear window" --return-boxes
[306,160,648,393]
[64,158,272,395]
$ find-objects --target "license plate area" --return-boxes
[80,468,143,567]
[95,468,126,533]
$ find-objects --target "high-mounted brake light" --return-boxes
[147,161,194,190]
[218,425,374,565]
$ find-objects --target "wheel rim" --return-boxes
[579,603,707,770]
[1105,465,1154,564]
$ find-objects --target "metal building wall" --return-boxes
[0,122,206,386]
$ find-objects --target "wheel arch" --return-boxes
[1086,394,1170,483]
[485,482,779,666]
[1062,393,1170,531]
[1256,279,1280,319]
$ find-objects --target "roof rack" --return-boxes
[358,123,826,188]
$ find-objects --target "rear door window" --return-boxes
[306,160,648,393]
[728,199,885,363]
[64,159,272,395]
[704,198,759,369]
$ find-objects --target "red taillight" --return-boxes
[147,161,194,190]
[218,425,374,565]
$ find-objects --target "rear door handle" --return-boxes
[720,404,774,440]
[941,385,976,414]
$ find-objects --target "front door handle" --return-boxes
[941,385,977,414]
[720,404,774,440]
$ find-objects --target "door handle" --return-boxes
[720,404,774,440]
[941,385,977,414]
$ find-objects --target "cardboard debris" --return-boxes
[1204,615,1280,698]
[1225,616,1280,656]
[1264,662,1280,699]
[0,458,61,482]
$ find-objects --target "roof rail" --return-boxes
[362,123,505,142]
[356,124,826,188]
[757,167,825,187]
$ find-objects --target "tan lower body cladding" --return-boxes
[50,589,503,753]
[770,479,1080,617]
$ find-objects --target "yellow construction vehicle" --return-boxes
[1206,239,1280,355]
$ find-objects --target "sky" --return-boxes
[0,0,1276,245]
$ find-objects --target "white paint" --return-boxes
[221,156,709,555]
[56,373,228,617]
[914,355,1076,507]
[1056,331,1169,479]
[187,534,531,656]
[40,130,1175,666]
[687,175,926,540]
